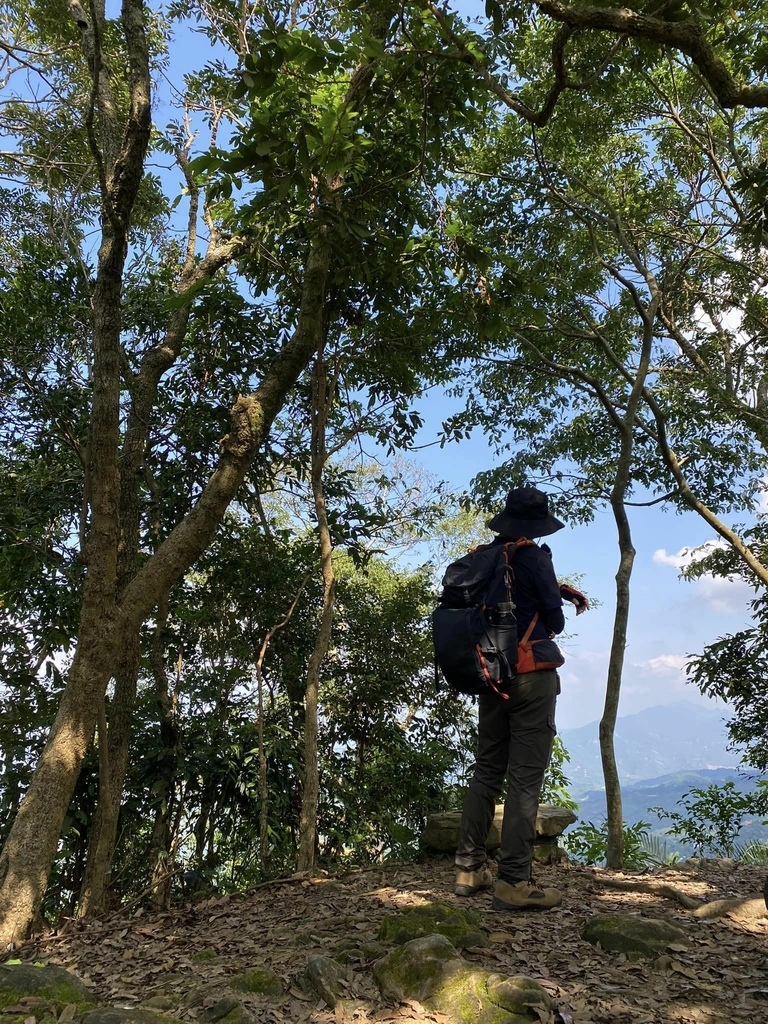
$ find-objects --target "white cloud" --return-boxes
[652,540,723,569]
[652,543,751,615]
[634,653,689,675]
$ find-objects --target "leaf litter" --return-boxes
[20,858,768,1024]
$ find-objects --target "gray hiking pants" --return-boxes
[454,670,558,883]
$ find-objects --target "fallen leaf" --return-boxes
[289,987,312,1001]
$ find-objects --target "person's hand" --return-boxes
[560,583,590,614]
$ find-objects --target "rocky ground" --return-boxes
[18,858,768,1024]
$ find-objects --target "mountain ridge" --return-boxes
[559,699,739,790]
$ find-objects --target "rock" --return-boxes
[191,949,220,963]
[227,969,282,997]
[373,935,465,1004]
[199,998,255,1024]
[84,1011,184,1024]
[582,914,688,958]
[536,805,578,837]
[360,940,389,962]
[298,956,348,1008]
[378,900,488,948]
[141,997,179,1011]
[485,974,553,1016]
[421,805,577,852]
[83,1011,182,1024]
[373,934,553,1022]
[0,965,95,1013]
[531,839,566,865]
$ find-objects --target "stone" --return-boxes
[227,969,282,997]
[200,997,240,1023]
[693,896,768,922]
[83,1011,182,1024]
[373,934,553,1023]
[182,986,258,1024]
[373,934,465,1004]
[531,839,565,865]
[200,999,255,1024]
[421,804,577,852]
[0,965,95,1013]
[535,806,578,838]
[582,913,688,959]
[360,940,389,962]
[298,956,348,1008]
[377,900,488,948]
[141,997,179,1011]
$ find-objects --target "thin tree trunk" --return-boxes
[297,350,336,874]
[599,282,659,868]
[600,499,633,869]
[254,580,308,875]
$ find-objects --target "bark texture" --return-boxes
[297,351,337,875]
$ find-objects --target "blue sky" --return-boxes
[411,388,751,731]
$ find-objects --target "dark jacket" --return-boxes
[492,536,565,669]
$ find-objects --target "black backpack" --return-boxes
[431,539,531,699]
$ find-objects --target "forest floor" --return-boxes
[24,858,768,1024]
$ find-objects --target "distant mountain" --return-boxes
[559,701,739,790]
[571,767,768,854]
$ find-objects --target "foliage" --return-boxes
[639,833,681,868]
[650,781,768,858]
[562,818,654,870]
[5,0,768,928]
[540,737,579,811]
[684,529,768,771]
[732,839,768,866]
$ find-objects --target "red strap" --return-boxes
[520,611,538,644]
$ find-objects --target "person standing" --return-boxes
[453,486,588,910]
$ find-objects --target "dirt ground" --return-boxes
[22,858,768,1024]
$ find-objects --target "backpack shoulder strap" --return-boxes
[498,537,535,600]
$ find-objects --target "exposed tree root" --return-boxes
[585,874,703,910]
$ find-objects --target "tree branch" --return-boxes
[535,1,768,109]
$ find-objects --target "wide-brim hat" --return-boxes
[487,485,565,538]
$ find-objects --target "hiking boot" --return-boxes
[492,878,562,910]
[454,865,494,897]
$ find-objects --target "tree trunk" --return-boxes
[148,607,180,911]
[601,498,634,869]
[77,633,140,916]
[297,351,336,874]
[0,230,334,946]
[599,283,658,868]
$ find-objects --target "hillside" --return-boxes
[559,701,739,789]
[572,767,768,853]
[558,703,768,853]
